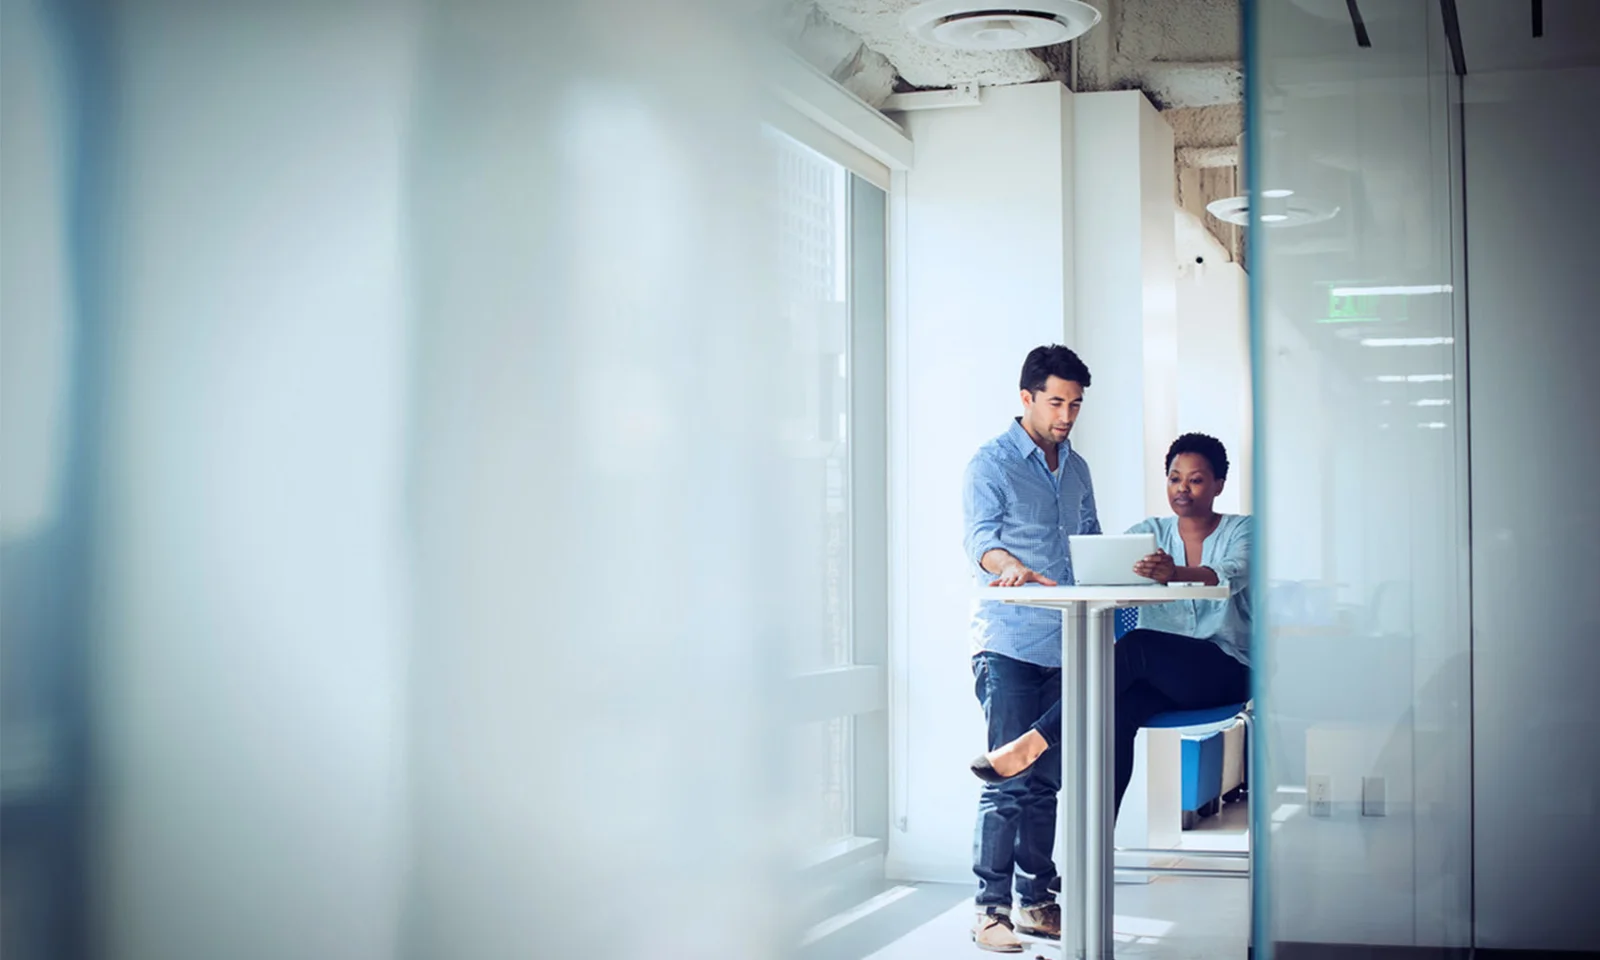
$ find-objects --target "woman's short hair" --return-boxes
[1164,433,1229,481]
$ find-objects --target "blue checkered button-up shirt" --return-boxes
[964,419,1101,667]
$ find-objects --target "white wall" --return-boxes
[887,83,1186,881]
[1175,262,1251,514]
[1072,91,1178,530]
[1073,90,1186,855]
[887,81,1076,880]
[1465,66,1600,953]
[1136,101,1180,523]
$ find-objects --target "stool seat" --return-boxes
[1146,701,1250,729]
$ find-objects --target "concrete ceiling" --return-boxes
[778,0,1247,258]
[775,0,901,106]
[777,0,1600,270]
[778,0,1242,141]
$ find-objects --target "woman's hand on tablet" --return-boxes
[1134,550,1176,584]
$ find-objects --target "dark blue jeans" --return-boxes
[1029,628,1250,816]
[972,651,1062,910]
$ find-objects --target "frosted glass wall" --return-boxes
[1248,1,1473,951]
[1462,60,1600,953]
[1,1,813,957]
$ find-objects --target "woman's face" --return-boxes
[1167,452,1224,518]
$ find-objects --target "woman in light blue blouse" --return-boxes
[971,433,1252,819]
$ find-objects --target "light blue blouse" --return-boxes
[1126,514,1253,667]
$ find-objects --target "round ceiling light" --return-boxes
[1205,193,1340,229]
[902,0,1102,51]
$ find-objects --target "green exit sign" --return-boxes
[1317,285,1411,325]
[1320,291,1381,324]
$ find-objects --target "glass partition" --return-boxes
[1247,1,1473,953]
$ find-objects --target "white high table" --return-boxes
[979,584,1230,960]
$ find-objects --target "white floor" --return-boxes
[806,801,1250,960]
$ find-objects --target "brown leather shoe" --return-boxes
[1016,901,1061,940]
[971,910,1024,953]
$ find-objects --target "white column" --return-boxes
[1071,90,1178,530]
[1072,91,1184,864]
[887,81,1079,880]
[1176,261,1252,514]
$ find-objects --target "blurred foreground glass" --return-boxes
[1248,0,1472,954]
[0,0,816,957]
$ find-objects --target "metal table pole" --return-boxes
[1059,604,1088,960]
[1083,605,1116,960]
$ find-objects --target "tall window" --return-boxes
[766,127,889,863]
[773,131,852,674]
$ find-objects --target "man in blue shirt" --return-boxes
[962,345,1100,952]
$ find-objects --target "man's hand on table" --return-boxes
[988,562,1058,588]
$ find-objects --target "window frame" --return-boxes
[770,140,890,879]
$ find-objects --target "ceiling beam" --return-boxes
[1178,145,1239,168]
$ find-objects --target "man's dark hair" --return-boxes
[1164,433,1230,481]
[1019,345,1092,394]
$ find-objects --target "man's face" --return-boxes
[1020,376,1084,445]
[1167,452,1225,518]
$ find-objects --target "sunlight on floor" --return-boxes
[1113,914,1177,941]
[829,801,1250,960]
[804,886,919,946]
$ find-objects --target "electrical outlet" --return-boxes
[1362,776,1386,817]
[1308,774,1332,818]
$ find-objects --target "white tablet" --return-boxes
[1068,533,1159,586]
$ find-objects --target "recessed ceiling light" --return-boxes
[902,0,1101,50]
[1205,194,1339,228]
[1331,284,1453,296]
[1413,398,1452,407]
[1261,188,1295,198]
[1360,337,1455,347]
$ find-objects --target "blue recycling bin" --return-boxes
[1181,729,1226,814]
